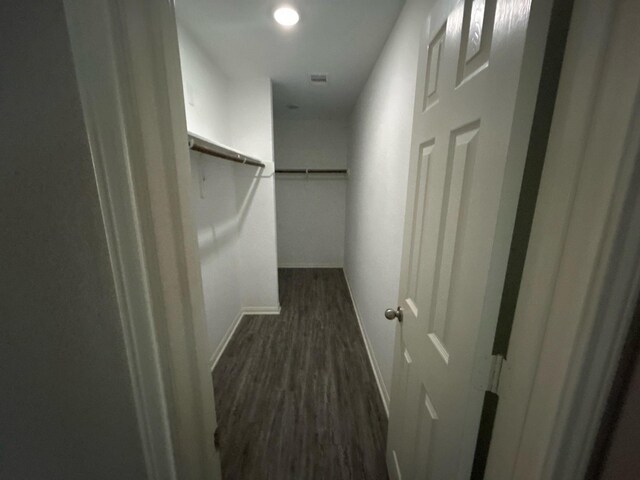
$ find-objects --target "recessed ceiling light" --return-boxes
[273,6,300,27]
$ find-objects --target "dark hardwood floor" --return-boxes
[212,268,389,480]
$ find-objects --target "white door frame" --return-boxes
[64,0,221,478]
[486,0,640,478]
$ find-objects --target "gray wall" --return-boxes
[0,3,146,478]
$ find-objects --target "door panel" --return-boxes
[387,0,548,478]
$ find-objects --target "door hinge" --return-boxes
[487,354,505,395]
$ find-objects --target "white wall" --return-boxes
[179,24,244,358]
[178,25,229,144]
[274,119,348,267]
[344,0,429,403]
[0,2,146,478]
[178,26,279,364]
[190,158,245,358]
[230,79,280,310]
[275,119,349,169]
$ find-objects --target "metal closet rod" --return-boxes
[275,168,349,174]
[188,134,265,168]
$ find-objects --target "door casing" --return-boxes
[486,0,640,477]
[64,0,222,478]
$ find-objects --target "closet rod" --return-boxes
[275,169,348,174]
[188,134,265,168]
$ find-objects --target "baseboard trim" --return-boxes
[209,305,281,372]
[342,269,390,417]
[278,264,344,269]
[242,305,281,315]
[209,310,245,372]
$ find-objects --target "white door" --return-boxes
[386,0,551,478]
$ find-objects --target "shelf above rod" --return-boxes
[275,169,349,174]
[188,134,265,168]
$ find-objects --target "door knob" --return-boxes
[385,306,403,322]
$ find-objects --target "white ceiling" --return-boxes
[176,0,405,119]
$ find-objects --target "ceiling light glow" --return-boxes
[274,6,300,27]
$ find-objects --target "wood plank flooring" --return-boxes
[212,268,389,480]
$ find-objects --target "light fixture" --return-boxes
[273,6,300,27]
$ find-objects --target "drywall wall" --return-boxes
[190,157,245,359]
[0,2,146,478]
[275,178,347,267]
[178,26,280,362]
[274,119,348,267]
[229,78,280,311]
[275,119,349,169]
[179,24,244,360]
[344,0,429,402]
[178,24,229,144]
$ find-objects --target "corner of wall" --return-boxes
[179,24,280,364]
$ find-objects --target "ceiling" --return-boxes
[176,0,405,119]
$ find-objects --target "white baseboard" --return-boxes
[278,264,343,269]
[342,269,390,417]
[209,310,245,372]
[209,305,282,372]
[242,305,281,315]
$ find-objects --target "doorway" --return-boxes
[174,0,554,478]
